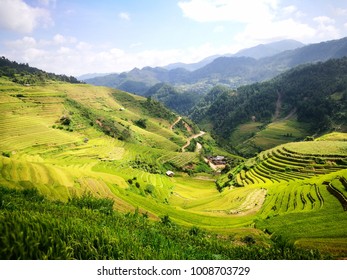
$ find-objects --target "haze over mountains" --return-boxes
[163,39,305,71]
[84,37,347,96]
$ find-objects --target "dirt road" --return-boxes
[181,131,205,152]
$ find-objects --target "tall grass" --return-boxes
[0,186,325,260]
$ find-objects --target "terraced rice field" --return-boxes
[235,142,347,187]
[1,78,347,256]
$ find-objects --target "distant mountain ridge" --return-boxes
[163,55,221,71]
[233,39,305,59]
[85,37,347,105]
[163,39,304,71]
[78,73,115,81]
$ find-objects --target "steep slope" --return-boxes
[215,136,347,256]
[191,57,347,156]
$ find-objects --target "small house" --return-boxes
[208,155,227,165]
[166,170,174,177]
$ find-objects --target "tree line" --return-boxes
[0,56,81,84]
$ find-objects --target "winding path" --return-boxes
[181,131,205,152]
[170,116,182,130]
[169,116,206,152]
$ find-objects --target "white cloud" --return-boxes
[178,0,343,46]
[178,0,278,23]
[345,23,347,29]
[53,34,67,44]
[235,18,316,45]
[119,12,130,21]
[0,0,53,33]
[213,25,225,33]
[313,16,340,40]
[282,5,304,18]
[335,8,347,16]
[53,34,77,45]
[76,41,92,51]
[5,36,37,49]
[282,5,297,15]
[314,16,335,25]
[3,33,236,76]
[57,47,71,55]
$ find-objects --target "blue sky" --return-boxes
[1,0,347,76]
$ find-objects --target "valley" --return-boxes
[1,52,347,260]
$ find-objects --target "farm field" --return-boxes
[232,119,311,156]
[1,77,347,259]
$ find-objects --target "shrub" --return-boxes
[68,192,114,215]
[304,136,314,141]
[22,188,44,202]
[145,184,154,195]
[1,151,11,158]
[160,214,172,226]
[134,118,147,129]
[189,226,201,236]
[60,115,71,126]
[242,235,256,245]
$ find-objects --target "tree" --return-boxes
[134,118,147,129]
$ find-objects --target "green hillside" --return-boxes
[191,57,347,156]
[1,62,347,259]
[216,137,347,256]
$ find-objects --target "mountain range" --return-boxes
[84,37,347,97]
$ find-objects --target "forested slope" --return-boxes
[190,57,347,155]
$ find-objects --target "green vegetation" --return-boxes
[0,186,324,260]
[190,57,347,155]
[1,59,347,260]
[144,83,201,115]
[0,56,81,84]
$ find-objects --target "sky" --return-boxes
[1,0,347,76]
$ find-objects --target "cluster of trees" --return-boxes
[0,56,81,84]
[144,83,203,115]
[277,58,347,130]
[129,155,162,174]
[190,82,277,139]
[140,96,177,122]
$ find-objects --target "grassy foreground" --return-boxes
[0,186,324,260]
